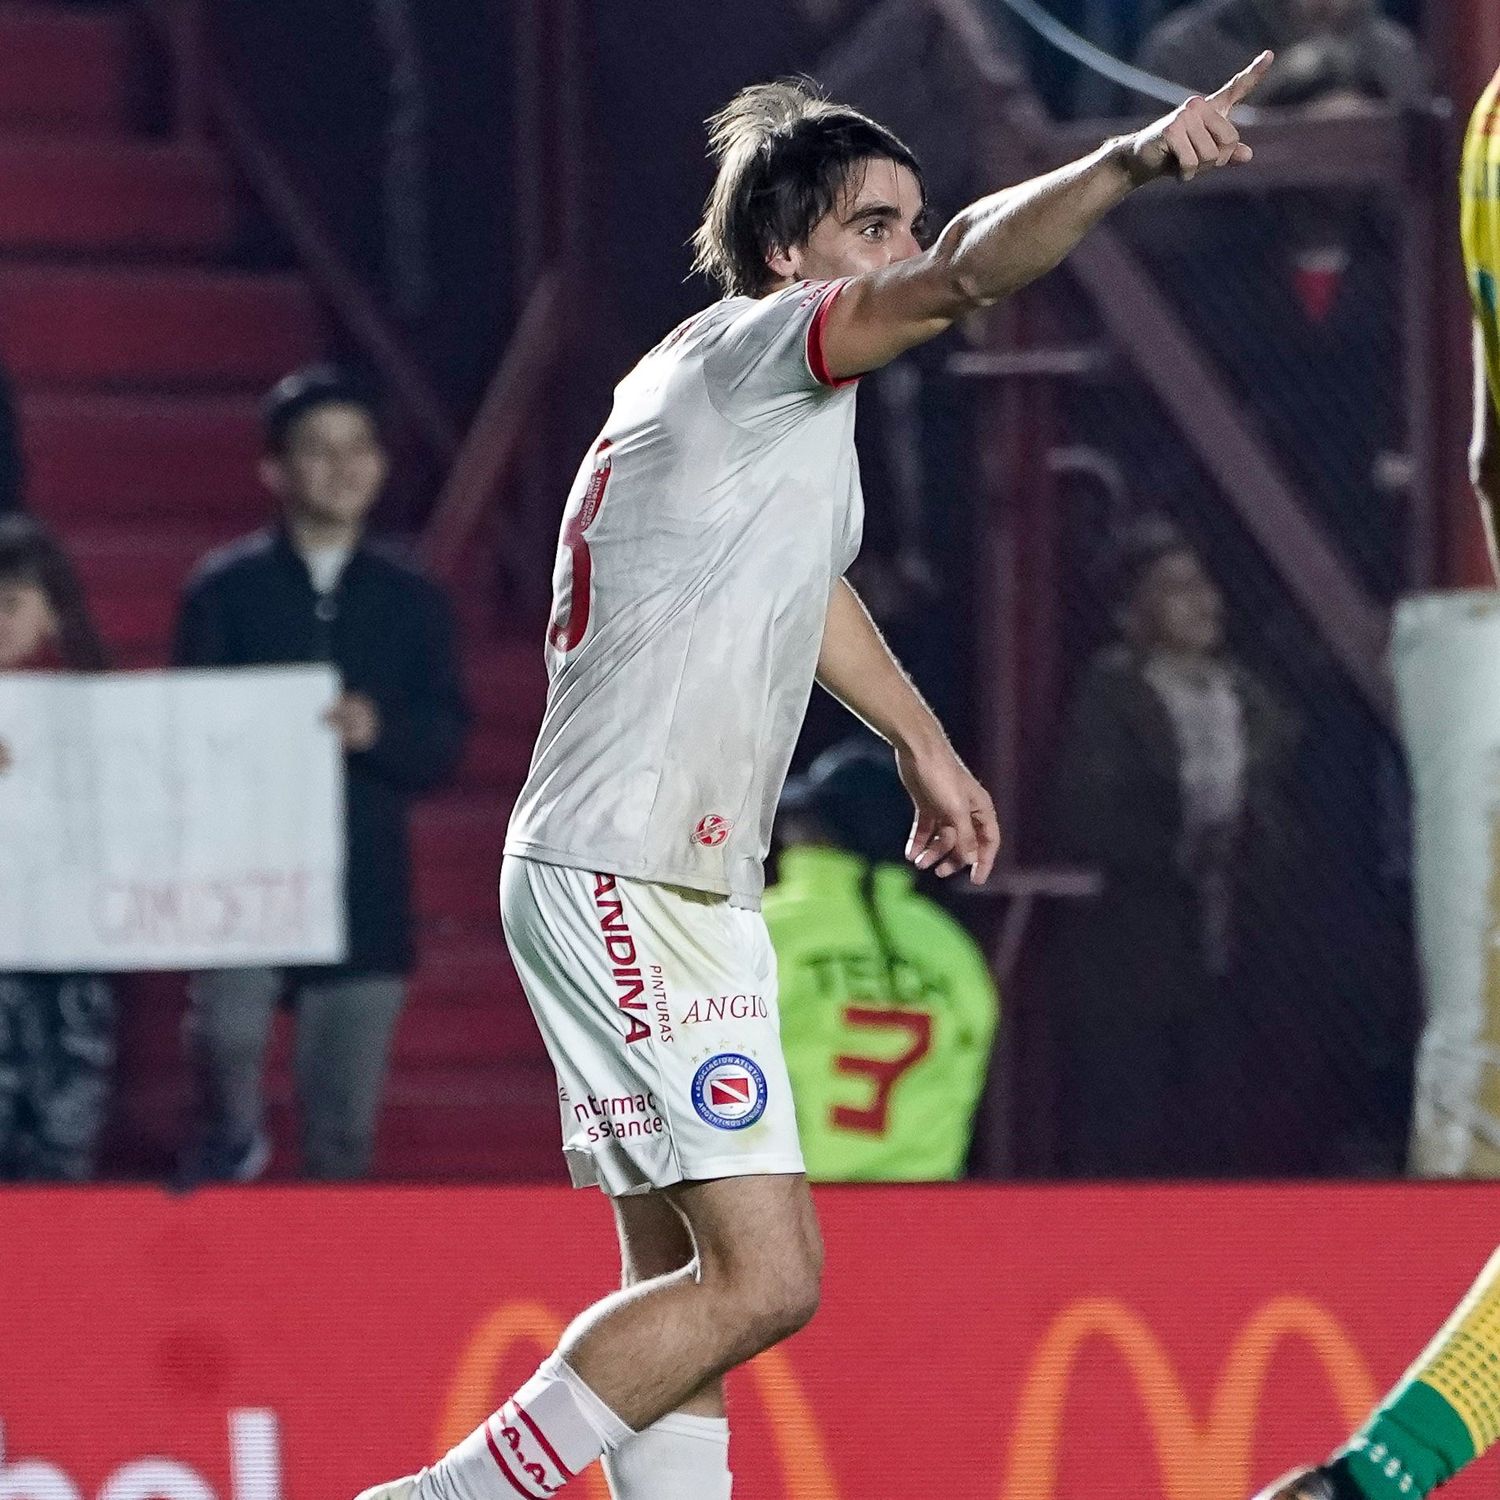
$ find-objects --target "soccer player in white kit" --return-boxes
[359,54,1271,1500]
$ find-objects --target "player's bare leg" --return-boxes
[1250,1249,1500,1500]
[599,1191,732,1498]
[561,1171,822,1424]
[362,1173,819,1500]
[609,1190,724,1416]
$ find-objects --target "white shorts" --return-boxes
[499,854,805,1196]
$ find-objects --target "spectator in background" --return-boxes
[0,515,114,1179]
[174,365,468,1184]
[768,738,999,1181]
[1137,0,1426,109]
[1051,518,1295,1177]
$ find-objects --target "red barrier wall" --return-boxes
[3,1184,1499,1500]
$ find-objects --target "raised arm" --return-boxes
[816,577,999,883]
[818,51,1273,380]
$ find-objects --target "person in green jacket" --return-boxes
[766,738,1000,1181]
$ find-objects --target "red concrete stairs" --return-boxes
[1,1,560,1182]
[0,2,135,135]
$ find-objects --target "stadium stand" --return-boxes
[0,2,560,1180]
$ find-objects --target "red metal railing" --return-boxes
[936,0,1451,736]
[918,0,1463,1173]
[141,0,459,465]
[420,269,562,578]
[419,0,586,582]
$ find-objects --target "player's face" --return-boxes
[261,403,389,531]
[0,577,57,669]
[774,156,927,285]
[1132,549,1224,656]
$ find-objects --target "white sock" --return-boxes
[420,1355,633,1499]
[602,1412,732,1500]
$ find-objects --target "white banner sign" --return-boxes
[0,666,346,971]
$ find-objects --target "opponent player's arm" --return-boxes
[1470,321,1500,581]
[815,578,999,883]
[1255,1248,1500,1500]
[818,51,1273,381]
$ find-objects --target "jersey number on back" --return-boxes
[548,439,614,653]
[832,1006,934,1136]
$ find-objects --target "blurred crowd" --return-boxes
[0,0,1442,1184]
[0,367,468,1184]
[803,0,1428,1178]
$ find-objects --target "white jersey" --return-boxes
[505,277,864,907]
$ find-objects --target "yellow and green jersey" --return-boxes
[1462,67,1500,419]
[1332,1248,1500,1500]
[763,845,999,1182]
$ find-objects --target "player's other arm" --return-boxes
[819,51,1272,381]
[1470,321,1500,581]
[1252,1247,1500,1500]
[816,577,999,883]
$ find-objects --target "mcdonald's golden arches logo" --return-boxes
[437,1295,1379,1500]
[1001,1296,1378,1500]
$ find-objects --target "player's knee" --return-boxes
[766,1261,823,1343]
[730,1239,823,1348]
[689,1178,823,1347]
[771,1258,822,1340]
[769,1208,824,1339]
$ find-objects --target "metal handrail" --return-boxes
[927,0,1406,726]
[141,0,459,464]
[420,268,563,579]
[415,0,586,580]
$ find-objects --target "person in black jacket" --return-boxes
[174,365,468,1182]
[1050,518,1298,1178]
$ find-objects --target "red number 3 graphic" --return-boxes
[548,439,614,653]
[832,1007,934,1136]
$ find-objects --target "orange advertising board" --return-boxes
[2,1183,1498,1500]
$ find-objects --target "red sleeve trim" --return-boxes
[805,279,860,389]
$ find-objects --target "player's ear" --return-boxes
[765,243,796,282]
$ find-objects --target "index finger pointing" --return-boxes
[1206,49,1273,112]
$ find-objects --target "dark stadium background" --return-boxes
[3,4,1500,1499]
